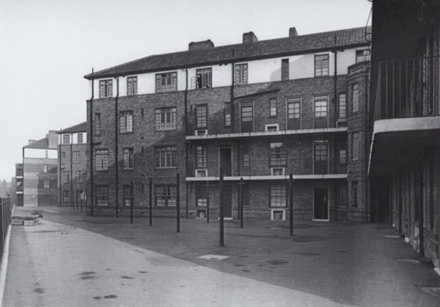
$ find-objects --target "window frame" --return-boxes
[235,63,248,84]
[63,190,70,202]
[99,79,113,98]
[155,72,177,93]
[94,113,101,136]
[352,133,359,161]
[269,142,287,167]
[352,181,358,208]
[73,151,80,164]
[62,134,70,145]
[355,49,371,63]
[196,145,207,168]
[127,76,138,96]
[120,111,134,134]
[269,184,287,208]
[155,184,177,207]
[269,98,277,118]
[123,148,134,170]
[195,104,208,129]
[314,54,329,77]
[196,68,212,89]
[155,107,177,131]
[338,93,347,119]
[281,58,289,81]
[44,179,50,189]
[195,184,208,207]
[77,133,83,144]
[224,103,232,128]
[123,185,133,207]
[352,83,359,113]
[96,185,109,206]
[95,149,109,171]
[154,146,177,169]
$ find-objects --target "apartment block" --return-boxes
[58,122,88,207]
[84,26,371,221]
[22,131,58,207]
[369,0,440,267]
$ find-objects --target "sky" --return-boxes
[0,0,372,181]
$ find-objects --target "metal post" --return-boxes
[219,167,224,247]
[289,174,293,236]
[240,178,244,229]
[130,181,134,224]
[149,178,153,226]
[89,71,94,217]
[176,173,180,233]
[206,181,210,223]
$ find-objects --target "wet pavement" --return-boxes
[3,207,440,307]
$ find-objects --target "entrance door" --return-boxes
[314,188,328,220]
[287,99,301,130]
[219,147,232,176]
[222,184,233,218]
[241,104,253,132]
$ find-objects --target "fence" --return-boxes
[0,198,13,263]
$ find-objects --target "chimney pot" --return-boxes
[243,32,258,44]
[189,40,214,51]
[289,27,298,38]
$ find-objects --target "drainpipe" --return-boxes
[115,77,120,217]
[333,37,338,222]
[184,67,189,218]
[230,49,235,133]
[58,133,62,207]
[364,62,370,223]
[89,71,95,216]
[70,132,73,208]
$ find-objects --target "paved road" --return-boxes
[3,207,440,306]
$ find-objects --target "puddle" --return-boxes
[122,275,135,279]
[93,297,102,300]
[199,254,229,260]
[267,260,289,265]
[81,275,96,280]
[293,252,320,256]
[242,269,251,272]
[104,295,117,299]
[139,271,148,274]
[79,272,96,276]
[234,264,245,267]
[33,288,44,294]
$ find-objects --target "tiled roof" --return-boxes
[58,122,87,134]
[85,27,370,79]
[24,138,48,149]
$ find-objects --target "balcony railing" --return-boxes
[373,55,440,120]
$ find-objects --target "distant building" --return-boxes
[22,131,58,206]
[57,122,88,207]
[368,0,440,267]
[15,163,23,206]
[84,26,371,221]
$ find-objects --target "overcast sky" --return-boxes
[0,0,371,181]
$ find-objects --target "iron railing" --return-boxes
[373,55,440,120]
[0,197,13,263]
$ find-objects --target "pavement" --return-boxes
[2,207,440,307]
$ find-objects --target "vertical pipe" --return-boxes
[219,167,224,247]
[70,132,74,209]
[184,68,189,219]
[58,135,62,207]
[206,181,210,223]
[89,74,94,216]
[115,77,120,217]
[130,180,134,224]
[176,173,180,233]
[149,178,152,226]
[385,63,389,118]
[289,174,293,236]
[418,169,424,257]
[398,175,402,235]
[240,177,244,229]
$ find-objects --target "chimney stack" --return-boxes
[243,32,258,44]
[189,40,214,51]
[28,140,36,145]
[289,27,298,38]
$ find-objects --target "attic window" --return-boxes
[196,68,212,89]
[156,72,177,93]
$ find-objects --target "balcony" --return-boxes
[369,56,440,176]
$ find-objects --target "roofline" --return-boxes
[57,122,88,134]
[84,42,370,80]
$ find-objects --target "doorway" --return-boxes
[219,147,232,176]
[314,188,329,220]
[222,184,233,218]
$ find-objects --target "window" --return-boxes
[96,185,109,206]
[195,105,208,129]
[62,152,66,164]
[43,164,49,173]
[240,104,253,132]
[44,180,50,189]
[120,111,133,133]
[281,59,289,81]
[339,185,347,208]
[270,184,286,207]
[339,93,347,119]
[243,184,250,208]
[235,63,248,84]
[73,151,80,164]
[155,185,176,207]
[123,148,134,169]
[96,149,109,170]
[352,181,358,208]
[63,190,70,202]
[356,49,371,63]
[94,113,101,136]
[269,98,277,118]
[127,76,137,95]
[242,146,250,167]
[270,142,286,166]
[196,146,207,168]
[352,83,359,113]
[99,79,113,98]
[76,171,83,183]
[155,108,177,130]
[196,185,207,207]
[287,99,300,119]
[224,103,231,127]
[339,146,347,165]
[156,72,177,92]
[314,97,328,118]
[77,133,84,144]
[123,185,133,207]
[315,54,329,76]
[196,68,212,89]
[63,134,70,144]
[352,133,359,161]
[155,146,177,168]
[63,171,70,183]
[314,140,328,174]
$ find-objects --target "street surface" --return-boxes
[3,207,440,307]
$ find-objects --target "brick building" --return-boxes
[22,131,58,207]
[15,163,23,206]
[58,122,88,207]
[84,26,371,221]
[369,0,440,268]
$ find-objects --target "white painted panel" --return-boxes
[337,49,357,75]
[24,148,58,159]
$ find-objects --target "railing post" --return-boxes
[219,168,224,247]
[176,173,180,233]
[149,178,153,226]
[130,180,134,224]
[289,174,294,236]
[240,178,244,229]
[206,181,210,223]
